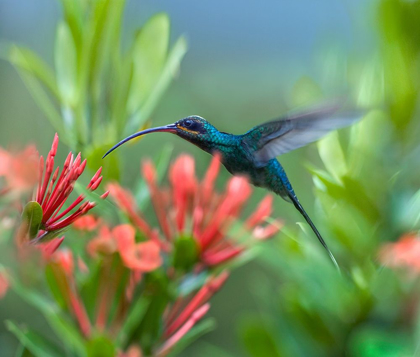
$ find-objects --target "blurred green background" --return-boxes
[3,0,420,356]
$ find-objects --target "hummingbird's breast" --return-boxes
[218,142,294,202]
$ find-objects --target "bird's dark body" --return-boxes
[179,124,295,201]
[103,102,360,270]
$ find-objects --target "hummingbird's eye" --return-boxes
[184,119,193,128]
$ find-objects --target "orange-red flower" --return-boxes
[108,154,281,268]
[88,224,162,272]
[87,225,117,257]
[73,215,100,231]
[114,224,162,272]
[379,233,420,274]
[0,145,39,195]
[33,133,108,239]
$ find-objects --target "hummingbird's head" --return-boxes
[102,116,218,158]
[174,116,215,141]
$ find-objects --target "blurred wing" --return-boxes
[244,103,362,167]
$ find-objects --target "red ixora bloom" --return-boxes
[379,233,420,275]
[33,133,108,240]
[108,153,281,268]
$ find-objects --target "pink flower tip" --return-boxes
[142,160,157,183]
[40,236,65,259]
[252,220,282,240]
[51,248,74,276]
[246,195,273,229]
[0,271,10,299]
[158,303,210,356]
[51,133,59,154]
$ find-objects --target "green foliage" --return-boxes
[348,327,413,357]
[86,335,115,357]
[8,0,187,167]
[238,316,283,357]
[5,0,420,356]
[378,0,420,138]
[172,236,199,271]
[20,201,43,240]
[6,320,63,357]
[237,1,420,356]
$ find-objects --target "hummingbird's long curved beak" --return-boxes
[102,123,177,158]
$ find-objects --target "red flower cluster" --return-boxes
[108,153,281,268]
[11,133,108,262]
[34,134,108,236]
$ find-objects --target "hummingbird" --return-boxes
[103,103,359,270]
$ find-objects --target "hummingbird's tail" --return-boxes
[286,191,340,271]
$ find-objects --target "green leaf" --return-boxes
[9,46,59,99]
[348,326,412,357]
[347,110,390,178]
[238,317,282,357]
[128,13,170,113]
[86,335,115,357]
[127,36,187,133]
[13,343,25,357]
[317,131,347,183]
[86,144,121,181]
[12,66,67,143]
[55,21,78,107]
[117,297,150,346]
[21,201,43,240]
[167,318,216,357]
[172,236,199,271]
[110,55,134,137]
[58,0,84,54]
[133,272,171,354]
[353,55,384,108]
[193,342,233,357]
[6,320,63,357]
[44,264,68,310]
[11,277,86,356]
[54,22,83,143]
